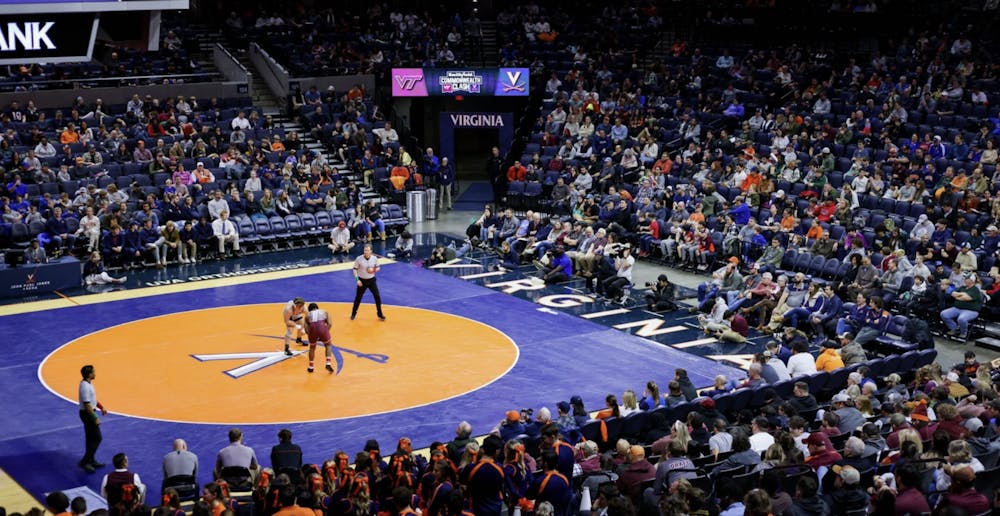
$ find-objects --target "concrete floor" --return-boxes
[410,190,998,372]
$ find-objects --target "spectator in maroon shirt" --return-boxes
[804,432,842,470]
[937,466,989,515]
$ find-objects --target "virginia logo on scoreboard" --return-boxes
[498,68,529,96]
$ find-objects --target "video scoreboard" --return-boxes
[0,0,188,64]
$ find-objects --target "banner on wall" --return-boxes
[392,68,529,97]
[439,112,514,171]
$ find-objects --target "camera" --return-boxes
[520,408,533,419]
[645,281,657,287]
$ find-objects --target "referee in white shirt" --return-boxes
[79,364,107,473]
[351,244,385,321]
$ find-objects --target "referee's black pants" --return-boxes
[351,277,384,317]
[79,410,102,466]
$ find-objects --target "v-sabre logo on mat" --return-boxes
[392,68,427,97]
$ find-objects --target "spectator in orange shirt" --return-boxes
[741,166,762,192]
[272,484,313,516]
[595,394,621,420]
[60,123,80,144]
[269,136,286,152]
[652,152,673,174]
[805,219,824,240]
[347,84,364,102]
[815,340,845,372]
[507,160,527,182]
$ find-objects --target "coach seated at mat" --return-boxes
[162,438,198,483]
[101,452,146,506]
[215,428,259,482]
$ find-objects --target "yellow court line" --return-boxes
[0,465,41,512]
[0,258,394,317]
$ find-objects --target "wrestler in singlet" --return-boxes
[304,302,334,373]
[282,297,308,356]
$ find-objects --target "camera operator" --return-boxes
[540,245,573,284]
[602,244,634,304]
[645,274,678,312]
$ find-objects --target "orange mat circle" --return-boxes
[39,303,519,424]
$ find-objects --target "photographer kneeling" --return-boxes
[540,245,573,284]
[602,244,634,304]
[645,274,678,312]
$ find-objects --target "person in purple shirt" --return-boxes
[727,196,751,225]
[6,175,27,197]
[540,246,573,284]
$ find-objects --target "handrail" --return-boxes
[247,42,290,112]
[0,72,223,90]
[214,43,249,75]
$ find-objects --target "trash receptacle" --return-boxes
[425,188,438,220]
[406,191,426,222]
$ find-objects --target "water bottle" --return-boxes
[512,507,521,516]
[580,486,592,512]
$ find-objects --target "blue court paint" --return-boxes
[0,259,743,501]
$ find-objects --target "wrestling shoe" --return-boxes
[350,313,357,320]
[284,347,292,356]
[91,461,105,468]
[307,366,314,373]
[296,337,306,346]
[378,314,386,321]
[326,364,334,372]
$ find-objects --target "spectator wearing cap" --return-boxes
[838,332,868,366]
[943,370,970,399]
[938,465,989,514]
[553,401,578,436]
[954,242,978,271]
[941,273,983,340]
[804,432,842,470]
[615,445,655,500]
[908,397,943,446]
[830,392,866,435]
[495,410,527,442]
[822,464,868,514]
[815,340,845,373]
[329,221,354,254]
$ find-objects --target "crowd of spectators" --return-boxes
[0,89,402,275]
[226,5,483,77]
[1,27,203,92]
[12,356,1000,516]
[463,2,1000,343]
